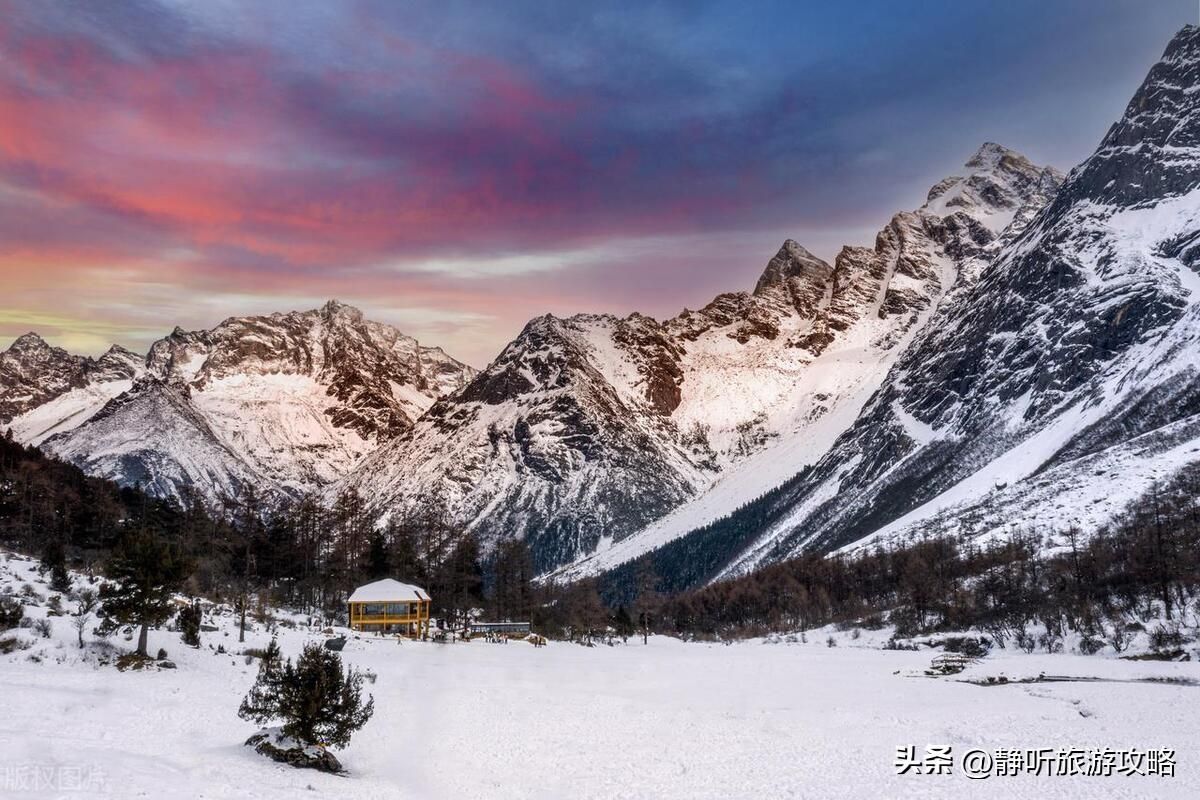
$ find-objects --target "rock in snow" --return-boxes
[245,727,342,773]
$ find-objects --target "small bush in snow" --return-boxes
[178,600,202,648]
[0,596,22,630]
[1107,624,1134,653]
[156,647,168,660]
[1078,637,1105,656]
[1038,631,1063,654]
[884,637,918,651]
[239,639,374,750]
[1150,624,1186,653]
[858,614,887,630]
[826,636,837,648]
[941,636,991,658]
[1,635,32,654]
[32,618,52,638]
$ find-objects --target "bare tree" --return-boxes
[74,588,98,648]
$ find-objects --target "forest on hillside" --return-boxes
[4,428,1200,650]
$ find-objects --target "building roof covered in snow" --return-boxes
[347,578,430,603]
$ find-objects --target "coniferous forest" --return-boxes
[4,427,1200,649]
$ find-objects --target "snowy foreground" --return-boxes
[3,557,1199,799]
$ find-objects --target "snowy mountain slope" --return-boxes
[34,301,474,505]
[552,145,1064,579]
[618,24,1200,584]
[0,336,144,445]
[344,313,716,571]
[45,379,271,502]
[347,145,1061,573]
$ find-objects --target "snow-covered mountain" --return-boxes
[0,334,144,445]
[6,301,474,505]
[569,24,1200,585]
[345,143,1061,572]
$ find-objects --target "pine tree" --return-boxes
[489,538,533,621]
[98,529,189,657]
[43,540,71,594]
[238,640,373,749]
[178,599,202,648]
[365,531,390,580]
[238,638,284,722]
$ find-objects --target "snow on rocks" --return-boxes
[245,727,342,773]
[12,301,476,507]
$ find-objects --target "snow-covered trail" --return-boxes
[3,630,1199,799]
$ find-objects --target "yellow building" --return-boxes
[347,579,431,637]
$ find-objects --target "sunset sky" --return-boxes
[1,0,1194,366]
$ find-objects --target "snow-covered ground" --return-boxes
[3,552,1199,799]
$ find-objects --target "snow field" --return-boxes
[3,552,1199,799]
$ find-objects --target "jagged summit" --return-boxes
[8,331,50,351]
[964,141,1022,169]
[753,240,833,303]
[320,298,365,323]
[922,141,1063,234]
[0,332,141,436]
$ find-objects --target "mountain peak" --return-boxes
[8,332,50,353]
[922,142,1062,233]
[753,240,831,295]
[1165,24,1200,60]
[1054,23,1200,208]
[965,141,1011,167]
[321,299,364,322]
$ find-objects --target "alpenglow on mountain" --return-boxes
[0,301,475,504]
